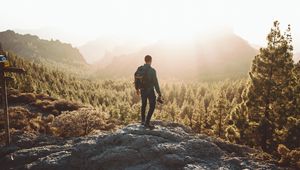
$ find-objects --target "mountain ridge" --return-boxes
[79,36,148,64]
[92,31,258,80]
[0,30,88,69]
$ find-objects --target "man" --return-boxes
[135,55,161,129]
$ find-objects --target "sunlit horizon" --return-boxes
[1,0,300,54]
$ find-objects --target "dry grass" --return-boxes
[0,107,54,134]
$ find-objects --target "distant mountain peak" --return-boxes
[92,31,258,80]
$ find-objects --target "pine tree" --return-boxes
[194,98,206,133]
[211,91,229,138]
[240,21,296,152]
[180,101,194,127]
[169,99,179,122]
[228,104,249,144]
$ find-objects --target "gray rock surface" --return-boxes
[0,121,282,170]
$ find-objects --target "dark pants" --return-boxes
[141,88,156,125]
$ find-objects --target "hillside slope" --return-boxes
[0,30,88,70]
[0,121,282,170]
[6,53,101,105]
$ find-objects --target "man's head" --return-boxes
[145,55,152,64]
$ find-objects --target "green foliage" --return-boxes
[229,104,250,144]
[211,91,231,138]
[232,21,299,153]
[180,101,194,127]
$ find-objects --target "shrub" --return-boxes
[16,93,36,103]
[30,99,80,116]
[1,107,34,130]
[6,92,36,104]
[36,93,56,101]
[31,99,55,114]
[53,99,80,112]
[32,99,53,108]
[52,108,108,137]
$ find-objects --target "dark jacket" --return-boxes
[137,64,161,95]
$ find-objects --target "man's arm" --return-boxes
[134,67,141,95]
[153,70,161,96]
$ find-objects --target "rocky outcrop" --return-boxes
[0,121,282,170]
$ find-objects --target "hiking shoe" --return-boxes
[144,123,155,130]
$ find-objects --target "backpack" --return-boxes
[134,66,149,90]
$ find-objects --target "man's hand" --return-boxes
[136,89,140,96]
[157,94,164,104]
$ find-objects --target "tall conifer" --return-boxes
[235,21,295,152]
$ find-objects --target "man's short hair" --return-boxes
[145,55,152,63]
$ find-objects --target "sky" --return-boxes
[0,0,300,52]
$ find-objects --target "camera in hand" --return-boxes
[157,95,164,104]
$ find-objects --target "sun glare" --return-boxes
[0,0,299,50]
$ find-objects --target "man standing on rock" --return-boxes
[134,55,162,129]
